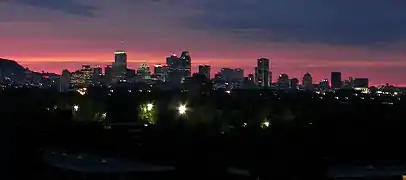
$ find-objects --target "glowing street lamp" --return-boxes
[76,88,87,95]
[73,105,79,112]
[146,103,154,111]
[101,112,107,120]
[178,104,187,115]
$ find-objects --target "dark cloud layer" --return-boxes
[1,0,97,16]
[185,0,406,45]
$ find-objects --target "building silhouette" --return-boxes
[198,65,211,79]
[331,72,342,89]
[256,58,270,87]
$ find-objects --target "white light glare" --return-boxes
[73,105,79,111]
[178,104,187,115]
[147,103,154,111]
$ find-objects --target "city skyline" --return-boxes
[1,1,406,86]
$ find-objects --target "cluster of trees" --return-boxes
[3,87,406,179]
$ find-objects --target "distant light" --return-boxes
[225,90,231,94]
[76,88,87,95]
[73,105,79,112]
[101,112,107,119]
[263,121,270,128]
[114,51,126,54]
[144,124,149,127]
[147,103,154,111]
[335,97,339,99]
[178,104,187,115]
[101,159,107,164]
[243,122,248,127]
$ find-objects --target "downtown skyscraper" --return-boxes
[256,58,270,87]
[166,51,192,84]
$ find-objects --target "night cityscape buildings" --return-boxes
[0,50,403,95]
[198,65,211,80]
[331,72,342,89]
[255,58,270,88]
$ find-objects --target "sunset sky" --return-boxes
[1,0,406,86]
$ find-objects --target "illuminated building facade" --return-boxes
[153,64,169,82]
[166,51,192,84]
[180,51,192,78]
[70,65,93,87]
[114,50,127,69]
[112,50,128,83]
[256,58,270,87]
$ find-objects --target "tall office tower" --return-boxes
[220,68,234,82]
[154,64,169,82]
[331,72,342,89]
[277,74,290,88]
[166,54,181,84]
[112,50,128,83]
[114,50,127,68]
[198,65,211,79]
[70,65,93,87]
[180,51,192,77]
[290,78,299,89]
[302,72,313,89]
[353,78,369,88]
[257,58,270,87]
[233,68,244,82]
[60,69,71,92]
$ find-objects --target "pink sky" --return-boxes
[1,1,406,86]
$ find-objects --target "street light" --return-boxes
[147,103,154,111]
[178,104,187,115]
[73,105,79,112]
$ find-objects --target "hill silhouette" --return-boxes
[0,58,28,78]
